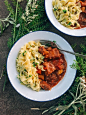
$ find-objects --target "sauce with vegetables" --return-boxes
[38,46,67,90]
[77,0,86,28]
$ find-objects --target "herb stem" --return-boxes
[3,75,8,91]
[15,24,21,41]
[57,91,84,115]
[74,101,81,104]
[80,95,86,99]
[0,13,11,22]
[57,100,75,115]
[13,0,18,44]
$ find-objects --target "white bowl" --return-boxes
[45,0,86,36]
[7,31,76,101]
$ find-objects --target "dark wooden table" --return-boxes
[0,1,86,115]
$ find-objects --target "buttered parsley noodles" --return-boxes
[16,41,45,91]
[52,0,82,29]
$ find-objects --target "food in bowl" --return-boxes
[38,45,67,90]
[16,41,67,91]
[16,41,45,91]
[52,0,86,29]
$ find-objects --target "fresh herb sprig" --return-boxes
[71,43,86,78]
[71,57,86,77]
[1,0,50,49]
[32,77,86,115]
[0,0,50,91]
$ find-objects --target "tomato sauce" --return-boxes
[38,46,67,90]
[77,0,86,28]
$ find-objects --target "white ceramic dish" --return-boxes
[7,31,76,101]
[45,0,86,36]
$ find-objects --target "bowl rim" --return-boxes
[6,31,76,102]
[45,0,86,37]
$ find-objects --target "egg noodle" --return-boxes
[52,0,82,29]
[16,41,45,91]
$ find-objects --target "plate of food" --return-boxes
[45,0,86,36]
[7,31,76,101]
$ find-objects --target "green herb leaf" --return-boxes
[33,62,35,67]
[53,41,56,43]
[29,75,32,77]
[24,69,27,72]
[22,51,26,56]
[54,8,57,11]
[63,10,67,13]
[41,56,44,59]
[35,63,38,65]
[33,62,38,67]
[68,22,71,25]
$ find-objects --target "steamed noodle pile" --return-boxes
[52,0,82,29]
[16,41,45,91]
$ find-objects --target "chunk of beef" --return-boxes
[45,72,57,82]
[52,58,64,70]
[40,81,51,90]
[38,46,49,55]
[52,48,61,58]
[46,47,61,59]
[45,71,61,87]
[78,12,86,23]
[38,46,61,59]
[43,62,56,75]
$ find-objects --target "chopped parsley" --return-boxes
[22,51,26,56]
[30,58,35,61]
[35,62,38,66]
[20,81,23,84]
[33,58,35,61]
[33,62,38,67]
[36,77,38,79]
[53,41,56,43]
[41,56,44,59]
[33,62,36,67]
[54,8,58,11]
[24,69,27,72]
[63,10,67,13]
[29,75,32,77]
[67,22,71,25]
